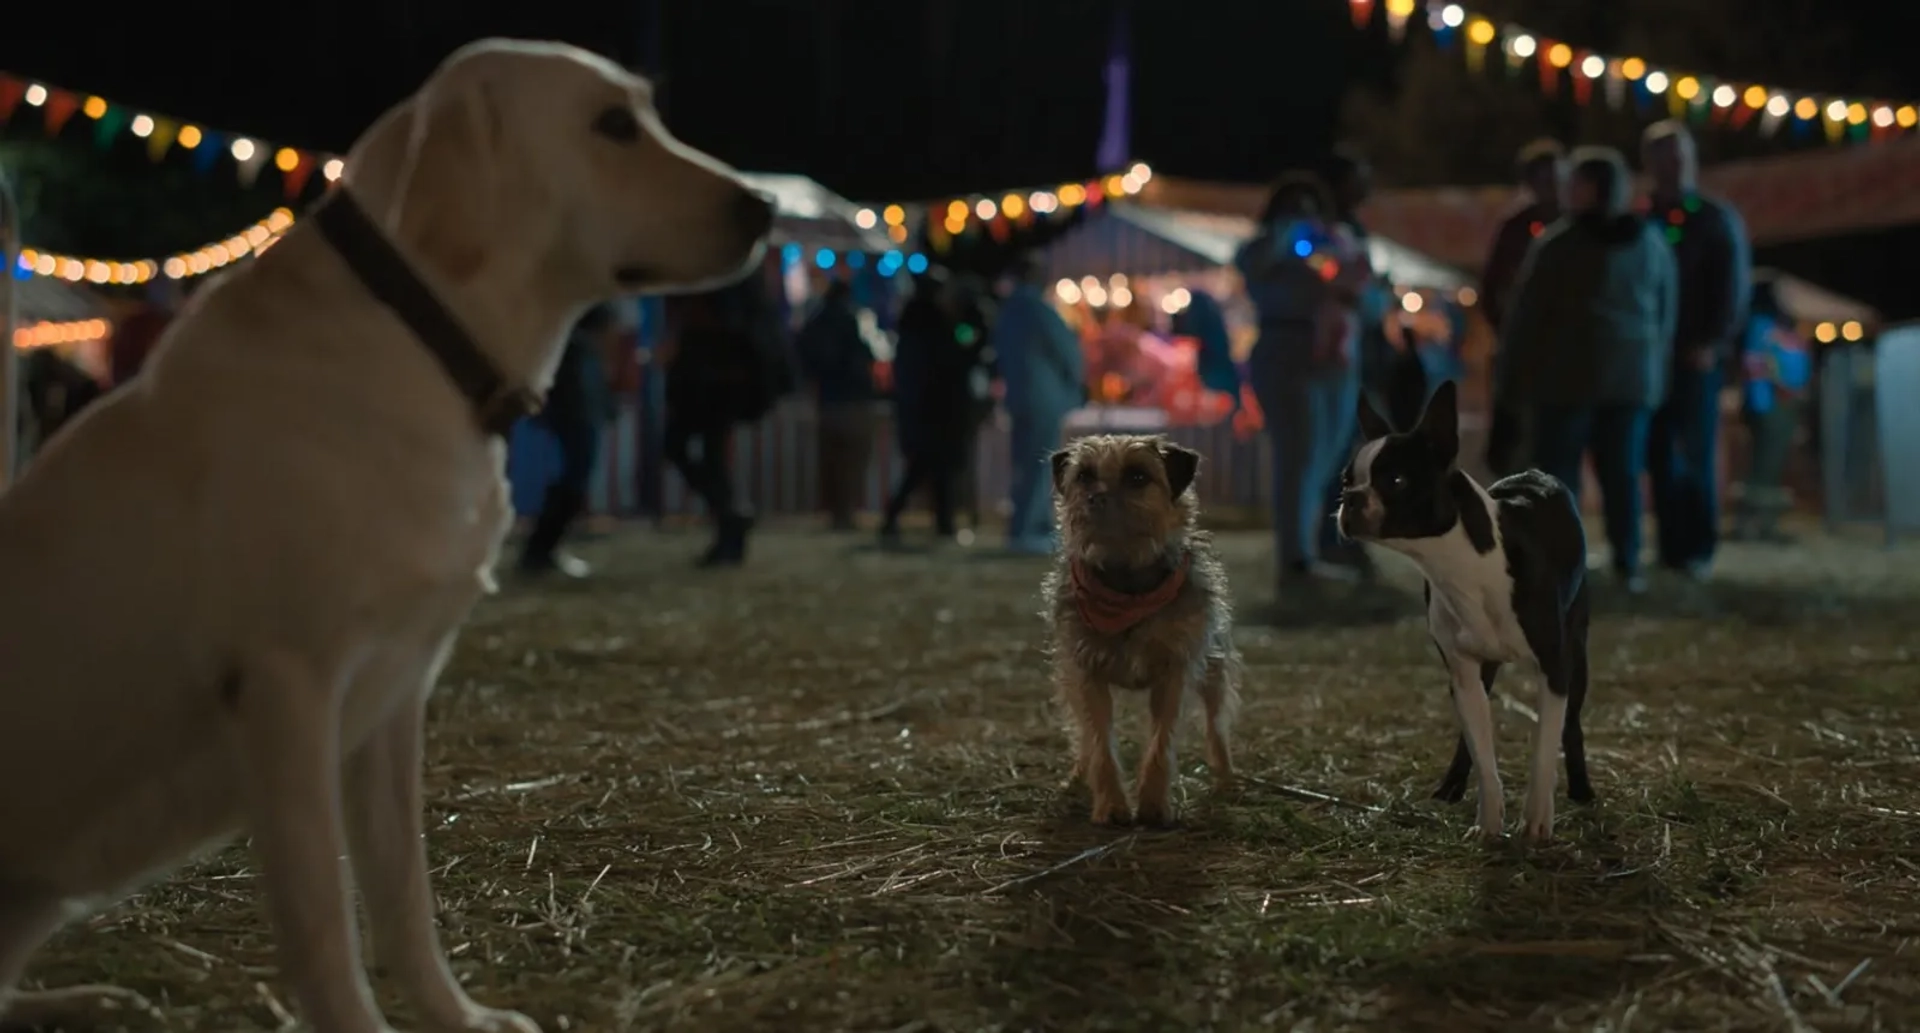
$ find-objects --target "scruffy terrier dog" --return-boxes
[1335,381,1594,842]
[1043,434,1241,827]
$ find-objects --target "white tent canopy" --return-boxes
[1764,268,1880,326]
[1038,202,1469,291]
[736,172,892,254]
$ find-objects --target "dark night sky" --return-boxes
[7,0,1920,312]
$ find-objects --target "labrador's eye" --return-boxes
[592,107,641,143]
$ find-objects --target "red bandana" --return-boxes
[1069,553,1192,635]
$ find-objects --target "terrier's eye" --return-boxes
[592,106,642,143]
[1076,467,1097,485]
[1388,473,1409,490]
[1125,468,1151,487]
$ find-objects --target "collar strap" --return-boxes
[310,189,541,437]
[1069,552,1192,635]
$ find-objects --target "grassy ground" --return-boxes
[25,520,1920,1032]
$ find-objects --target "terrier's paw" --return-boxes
[425,1005,542,1033]
[1089,796,1133,827]
[1134,799,1176,828]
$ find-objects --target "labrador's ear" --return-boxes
[1415,378,1461,463]
[1158,443,1201,499]
[390,78,503,282]
[1050,449,1074,494]
[1356,390,1394,441]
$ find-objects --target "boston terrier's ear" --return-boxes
[1416,378,1461,463]
[1356,390,1395,442]
[1050,449,1074,493]
[1158,443,1201,499]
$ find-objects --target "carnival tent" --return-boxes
[1766,268,1881,327]
[736,172,893,254]
[1036,201,1469,291]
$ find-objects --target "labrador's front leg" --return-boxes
[345,691,540,1033]
[229,652,389,1033]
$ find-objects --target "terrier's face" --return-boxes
[1051,434,1201,569]
[1337,379,1462,545]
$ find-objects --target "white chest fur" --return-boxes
[1395,522,1535,669]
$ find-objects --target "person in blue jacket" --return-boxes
[995,255,1087,554]
[1731,275,1813,543]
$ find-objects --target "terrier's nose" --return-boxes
[1087,491,1112,512]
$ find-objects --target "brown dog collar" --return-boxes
[1069,552,1191,635]
[310,189,543,438]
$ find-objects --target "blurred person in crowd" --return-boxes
[880,269,982,544]
[1498,146,1677,594]
[1481,138,1568,475]
[996,254,1087,554]
[1171,287,1242,410]
[1643,119,1752,581]
[794,275,878,532]
[1319,147,1388,574]
[664,273,792,567]
[1234,170,1374,593]
[21,345,104,451]
[949,274,1000,533]
[109,278,184,387]
[1730,276,1813,543]
[519,303,622,577]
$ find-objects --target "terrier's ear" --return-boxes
[1357,391,1394,442]
[1050,449,1074,493]
[1159,443,1201,499]
[1416,378,1460,463]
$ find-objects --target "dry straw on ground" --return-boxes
[23,521,1920,1032]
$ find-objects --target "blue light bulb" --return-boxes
[1293,239,1313,258]
[781,242,802,267]
[814,249,836,270]
[846,251,867,269]
[906,253,929,274]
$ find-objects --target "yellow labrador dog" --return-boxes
[0,40,771,1033]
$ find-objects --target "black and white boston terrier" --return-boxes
[1334,380,1594,842]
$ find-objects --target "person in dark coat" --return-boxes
[519,303,621,577]
[880,270,980,543]
[664,272,791,567]
[1481,138,1568,475]
[794,276,878,531]
[1642,119,1752,580]
[1498,146,1678,593]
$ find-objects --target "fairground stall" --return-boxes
[963,189,1475,515]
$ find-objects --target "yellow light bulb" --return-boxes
[1386,0,1414,16]
[1620,57,1646,80]
[1847,102,1867,125]
[1467,19,1495,46]
[1842,321,1864,341]
[177,125,202,149]
[275,147,300,172]
[1103,174,1126,197]
[882,204,906,226]
[1743,85,1768,110]
[1898,106,1918,128]
[1795,97,1818,120]
[1058,183,1087,207]
[1815,322,1837,343]
[1547,43,1572,69]
[82,96,107,119]
[1674,76,1700,101]
[1001,193,1025,219]
[946,199,968,221]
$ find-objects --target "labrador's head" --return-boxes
[347,40,774,307]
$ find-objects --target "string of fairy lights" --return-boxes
[1367,0,1920,143]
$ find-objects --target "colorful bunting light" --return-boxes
[1355,1,1920,146]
